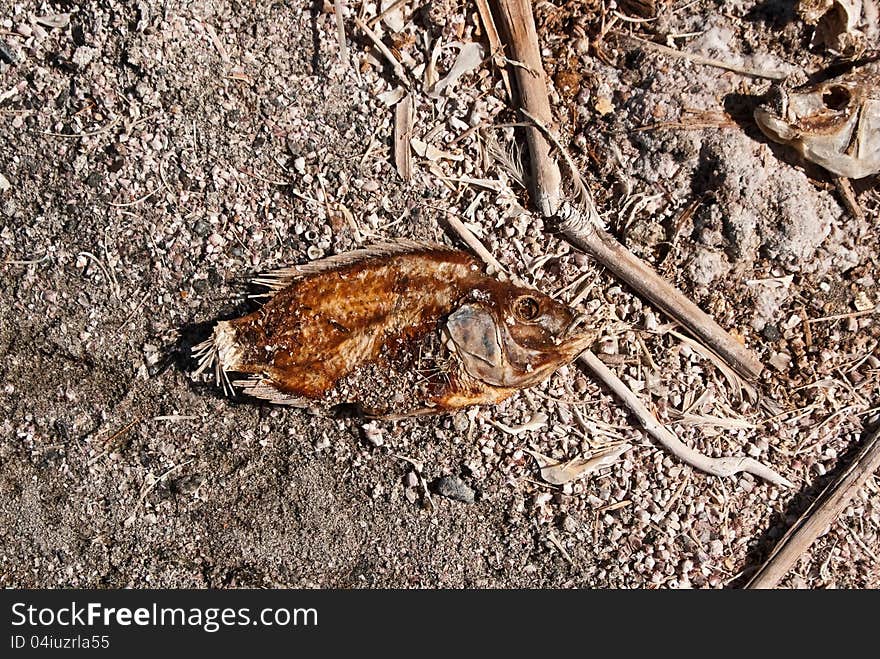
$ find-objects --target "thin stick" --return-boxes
[618,33,789,80]
[3,253,49,265]
[492,0,561,216]
[354,16,410,87]
[41,116,121,138]
[333,0,350,62]
[834,177,865,223]
[580,351,791,488]
[124,460,194,527]
[811,307,878,323]
[444,204,791,488]
[203,23,230,64]
[441,211,506,274]
[368,0,411,27]
[78,250,121,300]
[558,203,764,380]
[474,0,513,100]
[746,427,880,588]
[394,94,414,181]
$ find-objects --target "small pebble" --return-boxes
[361,422,384,447]
[434,476,475,504]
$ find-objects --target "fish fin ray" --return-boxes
[231,375,313,407]
[250,239,455,296]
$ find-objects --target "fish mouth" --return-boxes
[754,84,799,144]
[564,313,588,338]
[563,314,596,354]
[754,107,798,144]
[561,322,597,360]
[569,331,597,356]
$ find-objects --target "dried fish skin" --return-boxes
[194,240,596,417]
[754,60,880,178]
[798,0,871,54]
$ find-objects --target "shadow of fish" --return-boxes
[754,58,880,178]
[193,240,595,417]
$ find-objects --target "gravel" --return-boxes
[0,0,877,589]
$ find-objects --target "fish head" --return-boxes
[754,63,880,178]
[446,282,596,389]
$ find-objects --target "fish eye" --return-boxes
[822,86,850,111]
[513,295,541,321]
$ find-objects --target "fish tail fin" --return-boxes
[191,321,241,397]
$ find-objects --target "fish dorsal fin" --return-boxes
[250,239,456,296]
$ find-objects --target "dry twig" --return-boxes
[557,200,764,381]
[333,0,349,62]
[492,0,561,216]
[474,0,513,100]
[746,427,880,588]
[354,16,410,87]
[581,351,791,488]
[618,33,789,80]
[394,94,414,181]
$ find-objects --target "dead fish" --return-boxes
[798,0,868,53]
[754,59,880,178]
[192,240,595,417]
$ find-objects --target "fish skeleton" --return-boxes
[754,58,880,178]
[193,240,595,417]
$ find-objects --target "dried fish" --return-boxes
[799,0,870,53]
[754,59,880,178]
[194,240,596,417]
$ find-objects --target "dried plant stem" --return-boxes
[581,351,792,488]
[368,0,411,27]
[746,427,880,588]
[492,0,561,216]
[442,211,506,274]
[619,33,789,80]
[474,0,513,100]
[558,204,764,381]
[354,16,410,87]
[834,177,865,223]
[394,94,413,181]
[333,0,349,62]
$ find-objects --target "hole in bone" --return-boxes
[822,86,851,111]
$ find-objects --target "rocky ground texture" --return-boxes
[1,0,878,587]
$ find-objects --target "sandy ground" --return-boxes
[1,0,878,588]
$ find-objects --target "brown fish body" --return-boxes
[194,241,594,416]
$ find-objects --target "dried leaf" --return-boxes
[427,42,484,98]
[377,87,407,107]
[34,13,71,29]
[489,412,548,436]
[526,444,631,485]
[410,137,464,162]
